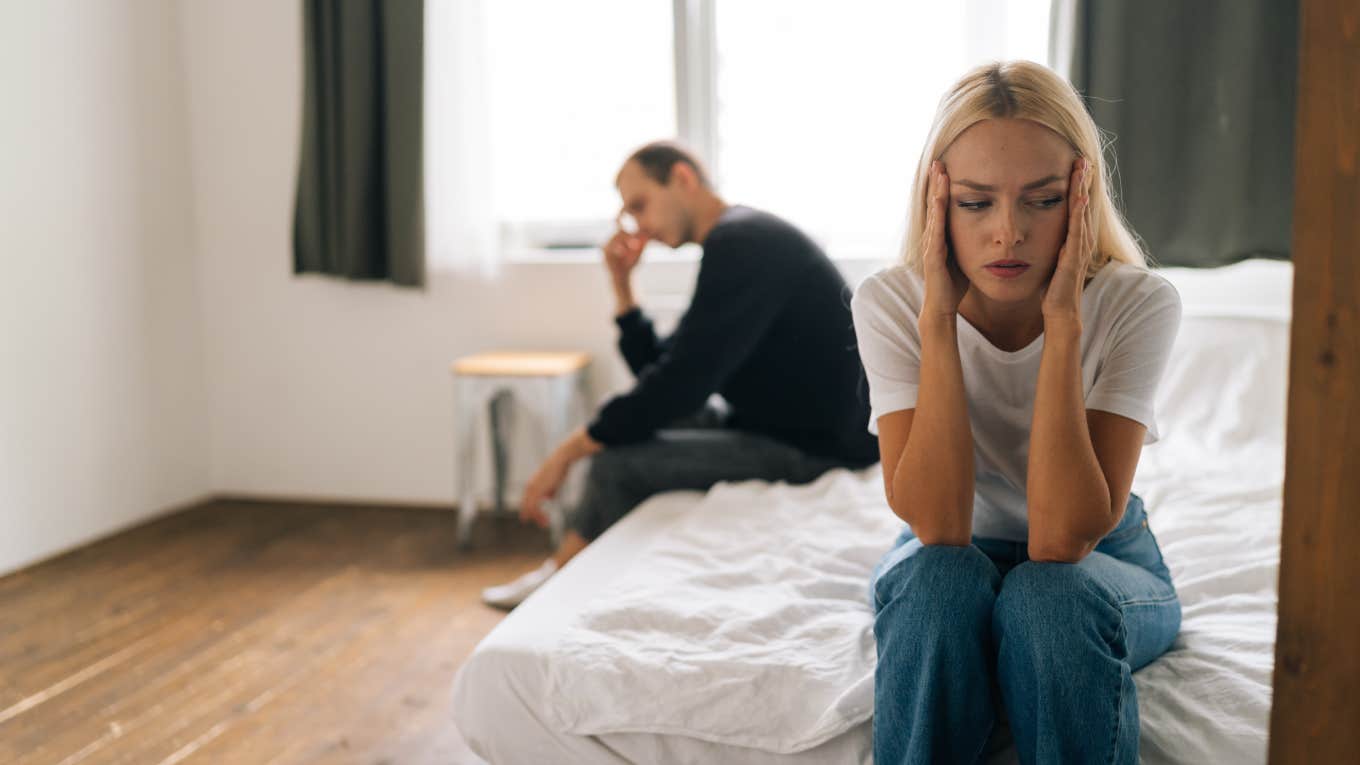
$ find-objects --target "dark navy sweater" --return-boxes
[586,206,879,466]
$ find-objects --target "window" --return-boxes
[713,0,1052,260]
[482,1,676,253]
[459,0,1053,261]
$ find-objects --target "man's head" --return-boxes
[615,141,715,248]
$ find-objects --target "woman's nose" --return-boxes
[993,208,1024,246]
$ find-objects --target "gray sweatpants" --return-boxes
[568,405,864,541]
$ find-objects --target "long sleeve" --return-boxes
[614,307,672,377]
[587,232,807,446]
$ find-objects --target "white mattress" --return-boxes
[453,260,1289,764]
[452,486,874,764]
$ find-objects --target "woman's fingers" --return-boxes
[1082,173,1097,265]
[1061,158,1088,271]
[1077,159,1092,262]
[921,163,936,264]
[931,162,949,263]
[922,161,948,268]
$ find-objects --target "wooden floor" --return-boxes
[0,500,552,764]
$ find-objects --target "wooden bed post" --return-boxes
[1268,0,1360,760]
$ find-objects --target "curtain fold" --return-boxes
[294,0,425,287]
[1067,0,1297,268]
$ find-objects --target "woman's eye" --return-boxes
[1032,196,1064,208]
[957,201,990,211]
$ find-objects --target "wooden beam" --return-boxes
[1269,0,1360,760]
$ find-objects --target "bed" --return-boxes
[452,259,1291,764]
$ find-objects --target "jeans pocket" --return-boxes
[1141,521,1175,585]
[1098,493,1148,545]
[1095,496,1174,581]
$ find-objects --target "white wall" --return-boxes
[176,0,663,505]
[0,1,211,575]
[174,0,887,508]
[0,0,887,578]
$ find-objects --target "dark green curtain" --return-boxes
[294,0,425,287]
[1068,0,1297,268]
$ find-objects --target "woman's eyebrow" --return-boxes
[952,175,1065,191]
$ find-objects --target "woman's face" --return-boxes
[940,118,1076,303]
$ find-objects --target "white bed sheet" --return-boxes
[453,261,1289,764]
[452,488,872,764]
[453,447,1281,764]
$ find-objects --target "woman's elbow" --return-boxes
[887,500,971,547]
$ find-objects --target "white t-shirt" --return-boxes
[850,261,1182,541]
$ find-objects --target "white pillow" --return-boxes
[1144,259,1292,480]
[1156,258,1292,321]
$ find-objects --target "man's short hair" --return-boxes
[624,140,712,189]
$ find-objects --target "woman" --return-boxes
[852,60,1182,764]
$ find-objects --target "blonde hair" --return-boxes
[901,60,1148,275]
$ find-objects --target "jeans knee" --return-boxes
[582,445,654,497]
[993,561,1124,657]
[874,543,1000,627]
[584,446,629,479]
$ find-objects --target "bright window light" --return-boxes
[713,0,1053,260]
[484,1,676,230]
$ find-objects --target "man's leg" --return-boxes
[551,400,727,567]
[564,426,814,543]
[550,529,589,568]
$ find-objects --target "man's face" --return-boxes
[615,160,692,248]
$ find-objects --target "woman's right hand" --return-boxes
[919,160,970,320]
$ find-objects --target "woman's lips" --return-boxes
[983,263,1030,279]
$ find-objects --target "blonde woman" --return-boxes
[852,61,1182,764]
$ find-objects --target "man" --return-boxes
[481,140,879,609]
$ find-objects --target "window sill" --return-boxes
[504,244,703,266]
[503,245,889,269]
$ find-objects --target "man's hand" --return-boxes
[520,452,570,528]
[518,427,604,528]
[603,212,647,315]
[603,229,646,282]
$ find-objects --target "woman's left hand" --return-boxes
[1041,157,1094,324]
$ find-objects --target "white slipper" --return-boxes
[481,559,559,610]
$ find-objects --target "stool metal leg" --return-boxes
[488,388,514,516]
[544,374,580,548]
[455,376,482,551]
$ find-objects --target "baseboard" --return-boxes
[209,491,468,512]
[0,492,218,580]
[0,493,520,580]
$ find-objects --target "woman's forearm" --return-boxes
[891,315,976,544]
[1026,320,1112,561]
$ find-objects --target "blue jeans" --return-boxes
[868,494,1180,764]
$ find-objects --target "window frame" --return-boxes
[504,0,715,258]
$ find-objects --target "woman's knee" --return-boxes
[993,561,1125,658]
[874,543,1000,621]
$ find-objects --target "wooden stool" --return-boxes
[450,351,591,549]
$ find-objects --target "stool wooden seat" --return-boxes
[452,351,590,378]
[450,351,592,549]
